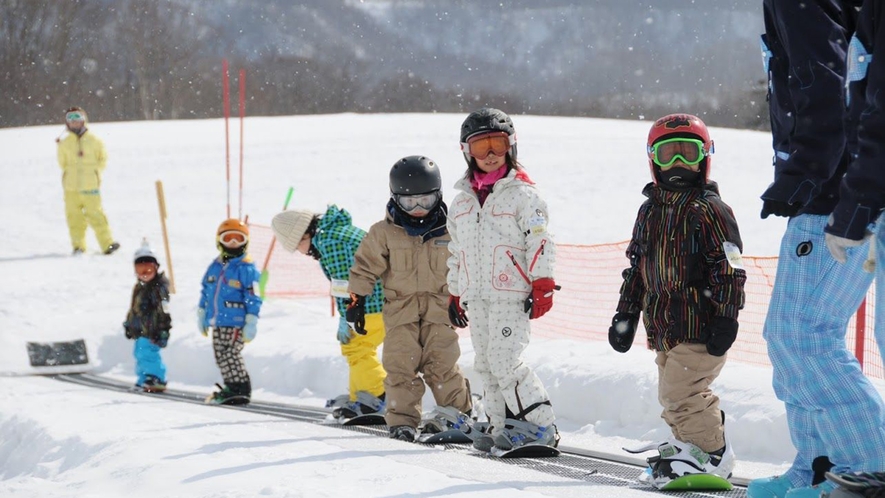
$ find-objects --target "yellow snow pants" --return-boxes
[341,312,386,400]
[64,190,114,251]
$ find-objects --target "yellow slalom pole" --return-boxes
[155,180,176,294]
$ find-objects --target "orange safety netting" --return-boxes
[247,224,883,380]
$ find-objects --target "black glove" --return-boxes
[123,322,135,340]
[760,199,802,219]
[448,296,468,328]
[608,312,639,353]
[346,293,367,335]
[154,331,170,349]
[706,316,739,357]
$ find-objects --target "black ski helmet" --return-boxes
[389,155,442,195]
[460,108,517,164]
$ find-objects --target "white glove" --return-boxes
[825,232,869,264]
[243,314,258,343]
[197,308,208,337]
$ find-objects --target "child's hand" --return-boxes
[608,312,638,353]
[153,330,170,348]
[448,296,468,328]
[337,316,352,344]
[243,314,258,343]
[197,308,208,337]
[346,294,367,334]
[524,278,557,319]
[705,317,738,357]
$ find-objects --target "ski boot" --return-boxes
[419,406,473,435]
[104,242,121,255]
[389,425,417,442]
[142,375,167,393]
[205,383,250,405]
[327,392,385,419]
[493,418,560,451]
[643,438,734,490]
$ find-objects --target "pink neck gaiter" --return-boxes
[471,166,508,191]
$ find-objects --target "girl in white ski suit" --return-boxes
[446,108,558,450]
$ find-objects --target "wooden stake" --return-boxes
[155,180,176,294]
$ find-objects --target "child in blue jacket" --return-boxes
[198,219,263,405]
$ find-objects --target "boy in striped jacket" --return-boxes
[609,114,746,489]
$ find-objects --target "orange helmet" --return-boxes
[646,114,713,185]
[216,218,249,250]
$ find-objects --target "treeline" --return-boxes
[0,1,769,130]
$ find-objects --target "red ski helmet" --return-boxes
[646,114,713,185]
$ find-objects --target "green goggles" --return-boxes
[66,111,85,122]
[648,138,709,169]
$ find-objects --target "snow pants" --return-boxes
[877,219,885,359]
[341,312,386,400]
[213,326,251,392]
[64,190,114,252]
[469,298,555,434]
[382,318,471,429]
[133,337,166,385]
[764,214,885,486]
[655,343,727,453]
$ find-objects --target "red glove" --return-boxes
[448,295,468,328]
[524,278,556,319]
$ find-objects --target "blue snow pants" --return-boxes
[134,337,166,385]
[764,214,885,487]
[877,218,885,359]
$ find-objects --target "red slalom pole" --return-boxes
[222,59,231,218]
[238,69,246,220]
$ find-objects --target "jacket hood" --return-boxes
[318,204,352,231]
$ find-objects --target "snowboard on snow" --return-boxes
[827,471,885,493]
[489,444,561,458]
[27,339,89,367]
[417,417,487,445]
[338,413,386,426]
[627,444,732,491]
[417,428,473,444]
[204,393,250,406]
[657,473,733,491]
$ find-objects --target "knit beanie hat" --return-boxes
[133,239,159,266]
[271,209,315,253]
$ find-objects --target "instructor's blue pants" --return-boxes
[134,337,166,385]
[764,214,885,486]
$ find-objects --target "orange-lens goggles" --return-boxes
[462,131,512,159]
[219,230,247,248]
